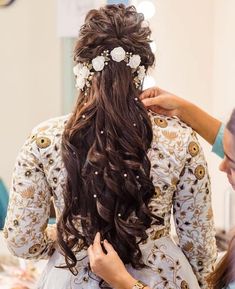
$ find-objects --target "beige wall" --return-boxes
[210,0,235,228]
[0,0,62,186]
[1,0,235,229]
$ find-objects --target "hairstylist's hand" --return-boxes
[140,86,222,146]
[88,232,136,289]
[140,87,187,118]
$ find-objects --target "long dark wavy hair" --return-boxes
[57,4,163,274]
[208,109,235,288]
[208,236,235,288]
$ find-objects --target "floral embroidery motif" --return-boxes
[36,137,51,149]
[25,170,32,177]
[3,228,8,239]
[207,207,213,220]
[28,244,41,254]
[182,241,194,252]
[194,165,205,180]
[188,141,200,157]
[150,228,165,240]
[162,130,178,140]
[181,280,190,289]
[21,186,35,198]
[154,117,168,128]
[154,186,161,198]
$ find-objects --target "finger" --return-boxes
[87,245,94,264]
[140,88,156,100]
[103,239,116,254]
[93,232,104,255]
[142,96,162,107]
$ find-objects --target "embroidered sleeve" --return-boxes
[173,131,217,288]
[3,132,55,260]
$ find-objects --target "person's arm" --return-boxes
[88,232,151,289]
[140,87,222,146]
[212,124,225,158]
[173,128,217,288]
[3,130,55,259]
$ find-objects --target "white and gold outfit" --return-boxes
[4,111,217,289]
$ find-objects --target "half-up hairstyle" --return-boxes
[57,4,163,274]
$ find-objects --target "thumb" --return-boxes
[103,239,116,254]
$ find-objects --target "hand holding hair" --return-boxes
[88,232,150,289]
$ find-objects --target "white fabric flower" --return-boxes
[73,63,83,76]
[92,56,105,71]
[79,66,90,79]
[76,77,86,90]
[110,47,126,62]
[137,65,146,81]
[128,55,141,69]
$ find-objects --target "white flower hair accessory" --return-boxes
[73,46,146,95]
[110,47,126,62]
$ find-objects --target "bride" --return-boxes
[3,4,217,289]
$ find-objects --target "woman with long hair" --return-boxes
[4,4,217,289]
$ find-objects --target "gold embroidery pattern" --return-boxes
[188,141,200,157]
[36,137,51,149]
[181,280,190,289]
[154,117,168,128]
[194,165,205,180]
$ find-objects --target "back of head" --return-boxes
[57,4,162,275]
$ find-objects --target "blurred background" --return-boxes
[0,0,235,267]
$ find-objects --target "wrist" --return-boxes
[113,271,137,289]
[176,98,192,121]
